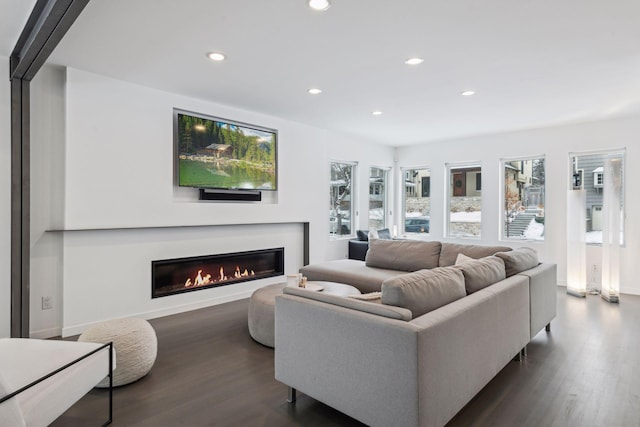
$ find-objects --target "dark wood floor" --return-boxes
[53,288,640,427]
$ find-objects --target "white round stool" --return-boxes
[79,318,157,387]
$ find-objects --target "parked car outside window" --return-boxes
[405,217,430,233]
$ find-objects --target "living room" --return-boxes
[2,1,640,426]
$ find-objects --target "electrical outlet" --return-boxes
[42,296,52,310]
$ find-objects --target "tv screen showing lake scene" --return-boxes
[176,110,277,190]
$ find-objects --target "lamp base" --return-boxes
[566,287,586,298]
[601,293,620,304]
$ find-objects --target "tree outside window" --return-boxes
[447,164,481,238]
[403,168,430,235]
[329,162,356,238]
[369,167,388,230]
[503,157,545,240]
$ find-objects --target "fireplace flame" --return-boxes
[184,265,257,288]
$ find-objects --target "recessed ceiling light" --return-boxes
[308,0,331,11]
[372,111,383,116]
[405,57,424,65]
[461,90,476,96]
[308,88,322,95]
[206,52,226,61]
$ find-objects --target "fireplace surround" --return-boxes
[152,247,284,298]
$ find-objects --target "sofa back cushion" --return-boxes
[439,243,512,267]
[495,247,539,277]
[381,267,466,318]
[366,239,442,272]
[455,256,506,294]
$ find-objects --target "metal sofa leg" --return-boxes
[545,323,551,332]
[287,387,297,403]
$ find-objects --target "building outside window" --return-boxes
[402,167,430,236]
[329,161,356,238]
[502,157,545,240]
[571,151,624,245]
[369,167,388,230]
[447,163,481,238]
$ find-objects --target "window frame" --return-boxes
[401,166,431,238]
[569,149,626,247]
[329,160,358,240]
[368,166,390,231]
[499,155,546,242]
[445,162,482,239]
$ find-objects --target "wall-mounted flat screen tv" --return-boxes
[174,109,277,191]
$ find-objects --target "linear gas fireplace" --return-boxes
[152,247,284,298]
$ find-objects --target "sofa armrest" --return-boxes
[517,262,557,338]
[348,239,368,261]
[275,294,420,427]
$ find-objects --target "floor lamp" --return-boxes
[601,158,622,303]
[567,189,587,297]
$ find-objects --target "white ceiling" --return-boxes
[0,0,37,57]
[5,0,640,146]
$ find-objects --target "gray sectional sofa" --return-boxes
[274,239,557,427]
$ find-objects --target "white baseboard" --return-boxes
[30,327,63,339]
[61,289,254,337]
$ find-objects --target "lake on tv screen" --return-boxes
[179,159,276,190]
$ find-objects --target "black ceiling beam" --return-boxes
[10,0,89,81]
[9,0,90,337]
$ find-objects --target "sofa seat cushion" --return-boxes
[300,259,405,294]
[366,239,442,272]
[455,256,506,294]
[381,267,466,318]
[439,243,512,267]
[495,247,539,277]
[0,371,26,427]
[282,286,412,321]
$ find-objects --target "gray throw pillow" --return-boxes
[381,267,466,318]
[365,239,442,272]
[495,247,539,277]
[356,230,369,241]
[455,256,506,294]
[377,228,392,239]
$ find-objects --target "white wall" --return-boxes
[25,66,639,336]
[30,65,66,338]
[0,56,11,338]
[395,115,640,295]
[29,68,393,336]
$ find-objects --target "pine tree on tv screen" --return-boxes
[177,113,277,190]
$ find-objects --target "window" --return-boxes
[502,157,545,241]
[369,167,388,230]
[421,177,430,197]
[593,168,604,188]
[402,167,430,236]
[329,161,356,238]
[447,163,481,238]
[570,151,625,245]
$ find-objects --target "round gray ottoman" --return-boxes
[78,317,157,387]
[248,283,286,348]
[248,281,361,348]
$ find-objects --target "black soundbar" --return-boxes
[199,188,262,202]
